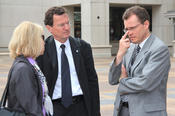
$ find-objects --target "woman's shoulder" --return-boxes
[13,56,31,70]
[11,56,35,79]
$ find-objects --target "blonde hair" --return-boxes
[8,21,43,59]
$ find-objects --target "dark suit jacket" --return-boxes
[36,36,100,116]
[8,55,43,116]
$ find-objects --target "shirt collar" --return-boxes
[138,34,151,49]
[54,38,70,49]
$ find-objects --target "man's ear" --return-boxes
[46,25,52,32]
[144,20,150,29]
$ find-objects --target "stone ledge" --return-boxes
[0,52,9,56]
[92,45,112,58]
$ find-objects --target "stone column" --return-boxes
[172,19,175,57]
[81,0,111,57]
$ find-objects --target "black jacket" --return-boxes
[36,36,100,116]
[7,55,43,116]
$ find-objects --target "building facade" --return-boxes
[0,0,175,57]
[165,10,175,57]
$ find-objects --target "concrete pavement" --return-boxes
[0,55,175,116]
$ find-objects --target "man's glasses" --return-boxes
[123,23,141,33]
[57,22,70,28]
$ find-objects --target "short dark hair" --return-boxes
[44,6,67,26]
[122,6,150,24]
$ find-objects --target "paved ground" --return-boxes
[0,55,175,116]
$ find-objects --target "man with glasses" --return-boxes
[109,6,170,116]
[36,6,100,116]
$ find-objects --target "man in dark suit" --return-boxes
[36,6,100,116]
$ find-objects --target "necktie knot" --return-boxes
[60,44,65,50]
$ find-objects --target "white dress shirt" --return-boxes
[52,39,83,99]
[138,34,150,51]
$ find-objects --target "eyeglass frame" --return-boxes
[123,23,141,33]
[55,21,70,28]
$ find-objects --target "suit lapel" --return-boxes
[130,34,155,75]
[69,37,81,77]
[47,36,58,70]
[46,36,58,90]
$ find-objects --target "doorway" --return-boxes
[74,7,81,39]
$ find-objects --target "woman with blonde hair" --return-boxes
[7,21,53,116]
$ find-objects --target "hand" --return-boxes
[115,31,130,65]
[120,64,128,81]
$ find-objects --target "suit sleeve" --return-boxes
[118,45,170,95]
[108,58,122,85]
[10,63,43,116]
[82,42,101,116]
